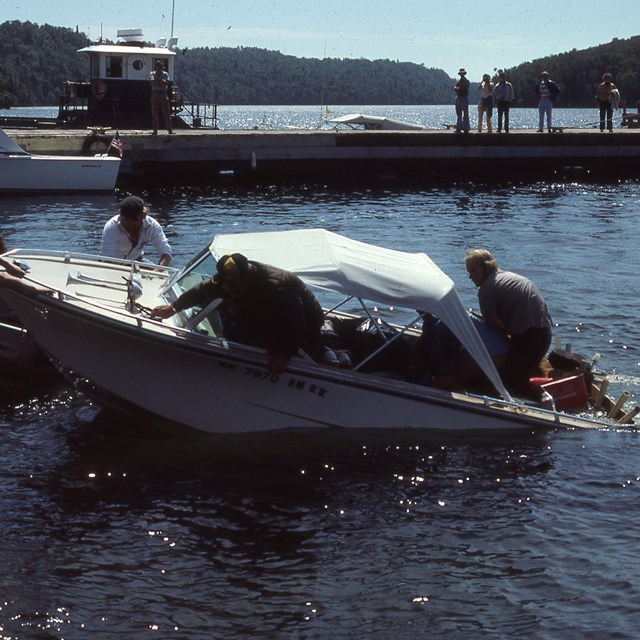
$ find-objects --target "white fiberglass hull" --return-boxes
[2,288,603,434]
[0,154,120,192]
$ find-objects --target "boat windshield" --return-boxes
[171,249,217,295]
[163,249,221,336]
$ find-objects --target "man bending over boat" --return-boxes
[101,196,172,267]
[152,253,324,373]
[465,249,552,396]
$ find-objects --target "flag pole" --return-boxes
[171,0,176,39]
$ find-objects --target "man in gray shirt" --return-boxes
[465,249,552,396]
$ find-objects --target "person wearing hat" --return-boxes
[454,68,470,133]
[100,196,172,266]
[152,253,324,373]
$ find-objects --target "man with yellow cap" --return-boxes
[152,253,324,373]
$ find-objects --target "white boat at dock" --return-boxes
[329,114,425,131]
[0,229,634,433]
[0,128,120,193]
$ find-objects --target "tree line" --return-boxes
[503,36,640,108]
[175,46,452,105]
[1,20,639,109]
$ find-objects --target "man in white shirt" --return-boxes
[100,196,172,266]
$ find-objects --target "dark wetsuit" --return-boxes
[173,260,324,357]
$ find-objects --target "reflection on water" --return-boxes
[2,396,640,639]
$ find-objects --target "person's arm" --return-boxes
[0,272,51,296]
[146,218,172,266]
[0,256,25,278]
[152,279,221,319]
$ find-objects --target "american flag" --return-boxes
[107,131,124,158]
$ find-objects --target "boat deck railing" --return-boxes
[170,86,218,129]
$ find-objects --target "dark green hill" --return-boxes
[0,21,89,107]
[1,20,639,108]
[505,36,640,107]
[174,46,452,105]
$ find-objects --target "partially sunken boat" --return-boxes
[0,229,635,433]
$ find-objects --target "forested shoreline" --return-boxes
[1,20,639,109]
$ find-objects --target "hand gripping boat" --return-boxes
[0,229,628,433]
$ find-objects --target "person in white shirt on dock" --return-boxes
[493,71,514,133]
[101,196,172,267]
[477,74,494,133]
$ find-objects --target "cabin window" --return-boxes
[89,55,99,77]
[132,59,144,71]
[106,56,123,78]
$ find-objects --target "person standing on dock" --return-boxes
[150,60,174,135]
[454,68,470,133]
[477,74,494,133]
[493,71,514,133]
[465,249,552,396]
[534,71,559,132]
[595,73,618,132]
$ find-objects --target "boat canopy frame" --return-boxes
[205,229,512,400]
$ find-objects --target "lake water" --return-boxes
[1,105,640,639]
[0,103,625,130]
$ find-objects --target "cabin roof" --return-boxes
[78,45,176,57]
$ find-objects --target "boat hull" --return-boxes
[2,289,600,434]
[0,154,120,192]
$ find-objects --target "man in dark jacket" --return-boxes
[534,71,560,132]
[153,253,324,373]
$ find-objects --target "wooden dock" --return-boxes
[8,127,640,185]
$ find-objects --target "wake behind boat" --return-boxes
[0,230,635,433]
[0,128,120,193]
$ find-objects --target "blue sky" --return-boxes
[4,0,638,80]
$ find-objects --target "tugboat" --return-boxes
[3,28,217,131]
[59,28,217,130]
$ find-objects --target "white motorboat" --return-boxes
[329,114,424,131]
[0,129,120,193]
[0,230,631,433]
